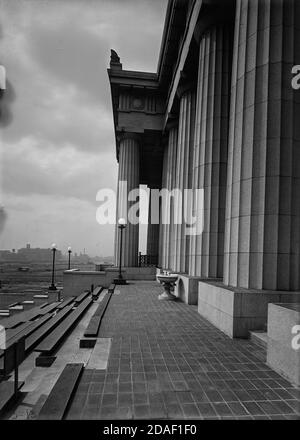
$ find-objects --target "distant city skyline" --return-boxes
[0,0,168,256]
[0,242,113,259]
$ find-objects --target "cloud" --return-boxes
[2,136,117,200]
[0,0,168,255]
[2,192,115,256]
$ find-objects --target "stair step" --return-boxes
[250,331,268,350]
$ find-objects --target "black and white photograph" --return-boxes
[0,0,299,430]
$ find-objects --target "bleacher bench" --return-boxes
[0,314,54,375]
[25,304,74,353]
[56,297,75,309]
[84,291,112,337]
[74,291,90,305]
[38,363,83,420]
[35,297,92,358]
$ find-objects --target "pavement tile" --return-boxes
[182,403,200,418]
[258,401,282,415]
[119,382,132,393]
[114,406,133,419]
[228,402,249,416]
[99,406,117,419]
[197,403,218,417]
[212,402,233,417]
[118,392,133,406]
[86,393,102,408]
[133,405,150,419]
[102,393,117,407]
[149,403,168,419]
[242,401,266,415]
[133,393,148,405]
[167,403,184,419]
[272,400,297,415]
[82,407,99,420]
[205,390,224,403]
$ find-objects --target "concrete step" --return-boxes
[250,330,268,350]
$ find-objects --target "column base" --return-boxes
[173,273,220,305]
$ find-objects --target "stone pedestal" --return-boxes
[198,280,299,338]
[267,303,300,386]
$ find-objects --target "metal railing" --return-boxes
[138,253,158,267]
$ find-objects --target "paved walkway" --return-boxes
[66,282,300,420]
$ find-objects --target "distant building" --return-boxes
[72,252,90,264]
[17,245,62,262]
[0,245,62,262]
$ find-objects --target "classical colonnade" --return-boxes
[111,0,300,292]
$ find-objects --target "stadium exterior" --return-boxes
[108,0,300,341]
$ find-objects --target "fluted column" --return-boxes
[173,88,196,273]
[167,126,178,271]
[114,135,140,267]
[189,24,232,278]
[158,143,168,268]
[159,126,178,270]
[224,0,300,290]
[147,196,159,261]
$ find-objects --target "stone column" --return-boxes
[166,125,178,271]
[189,24,232,278]
[114,135,140,267]
[224,0,300,290]
[159,125,178,270]
[146,199,159,263]
[158,143,168,268]
[173,88,196,273]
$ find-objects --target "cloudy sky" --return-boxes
[0,0,168,257]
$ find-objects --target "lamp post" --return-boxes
[114,218,127,285]
[67,246,72,270]
[48,243,57,291]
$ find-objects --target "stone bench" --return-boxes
[35,297,92,365]
[25,305,74,353]
[56,297,75,309]
[74,290,90,304]
[0,314,54,375]
[83,290,112,338]
[37,363,84,420]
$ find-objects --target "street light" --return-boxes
[67,246,72,270]
[114,218,127,285]
[48,243,57,291]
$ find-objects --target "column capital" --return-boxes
[176,79,197,100]
[165,115,179,132]
[118,132,141,144]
